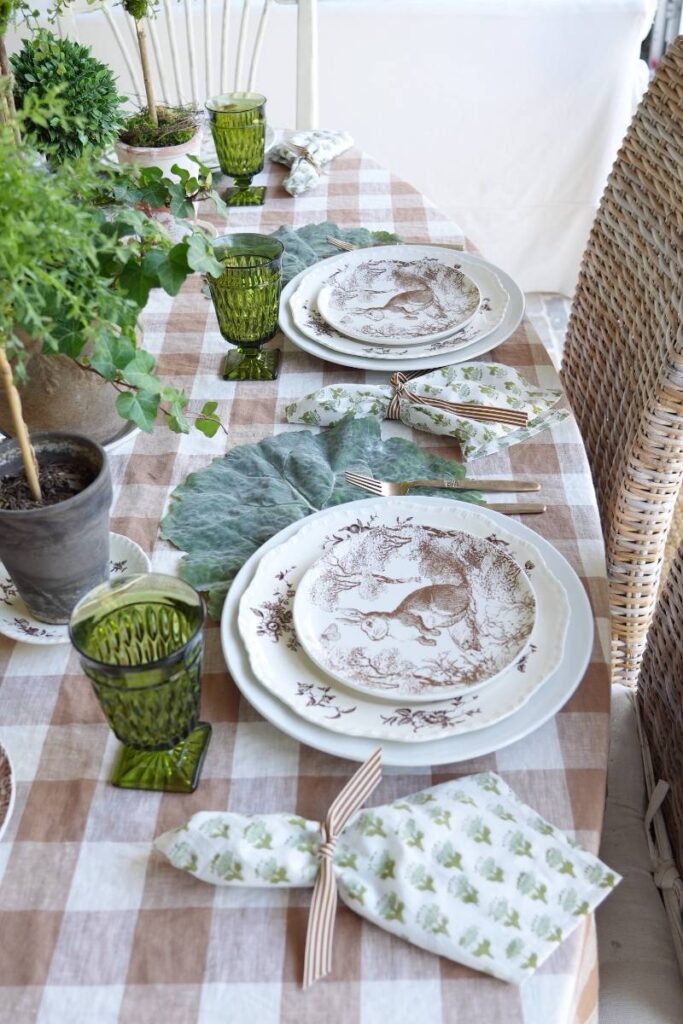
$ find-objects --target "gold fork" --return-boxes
[345,471,546,515]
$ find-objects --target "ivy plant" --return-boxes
[0,102,224,437]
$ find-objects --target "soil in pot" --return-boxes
[0,461,96,510]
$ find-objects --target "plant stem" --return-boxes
[0,347,42,502]
[134,18,158,127]
[0,34,21,144]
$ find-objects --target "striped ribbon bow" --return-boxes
[303,748,383,988]
[387,371,529,428]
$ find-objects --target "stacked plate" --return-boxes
[278,244,525,371]
[221,496,593,766]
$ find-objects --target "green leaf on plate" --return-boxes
[161,417,481,617]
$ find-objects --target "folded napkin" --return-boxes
[268,130,354,195]
[155,753,619,988]
[271,220,401,285]
[286,363,569,460]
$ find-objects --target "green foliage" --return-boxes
[0,102,223,437]
[120,105,198,149]
[11,29,125,163]
[121,0,150,19]
[160,417,481,616]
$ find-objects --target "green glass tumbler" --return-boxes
[69,574,211,793]
[208,232,284,381]
[206,92,267,206]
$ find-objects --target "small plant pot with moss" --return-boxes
[116,106,202,178]
[0,434,113,624]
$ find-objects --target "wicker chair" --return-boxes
[561,38,683,685]
[636,542,683,971]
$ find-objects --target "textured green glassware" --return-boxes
[208,233,283,381]
[69,574,211,793]
[206,92,267,206]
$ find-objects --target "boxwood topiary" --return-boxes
[11,29,126,163]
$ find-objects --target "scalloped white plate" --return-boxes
[223,497,592,765]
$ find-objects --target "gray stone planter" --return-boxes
[0,434,113,623]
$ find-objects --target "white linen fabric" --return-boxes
[8,0,655,293]
[268,130,354,195]
[156,771,619,986]
[597,685,683,1023]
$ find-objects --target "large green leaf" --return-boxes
[161,417,481,617]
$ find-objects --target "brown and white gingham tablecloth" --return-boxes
[0,148,610,1024]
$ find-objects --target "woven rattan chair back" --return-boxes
[637,543,683,875]
[55,0,318,129]
[561,38,683,685]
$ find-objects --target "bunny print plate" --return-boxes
[315,248,481,344]
[236,499,569,742]
[293,521,536,702]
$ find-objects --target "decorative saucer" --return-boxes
[0,532,151,645]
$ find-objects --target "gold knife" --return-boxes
[402,478,540,493]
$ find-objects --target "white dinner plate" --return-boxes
[222,497,593,766]
[314,247,481,344]
[279,252,525,372]
[292,515,536,702]
[237,500,569,742]
[289,257,509,361]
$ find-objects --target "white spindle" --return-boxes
[204,0,212,99]
[220,0,232,94]
[296,0,318,129]
[247,0,273,92]
[234,0,253,92]
[148,15,172,107]
[163,0,184,106]
[102,4,143,105]
[184,0,199,106]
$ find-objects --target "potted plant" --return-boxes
[11,29,125,163]
[114,0,202,176]
[0,101,224,443]
[0,428,113,624]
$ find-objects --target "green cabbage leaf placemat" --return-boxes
[161,417,480,617]
[271,221,402,285]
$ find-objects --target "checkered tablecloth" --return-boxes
[0,148,610,1024]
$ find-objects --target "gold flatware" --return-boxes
[326,235,465,253]
[345,471,540,495]
[344,471,546,514]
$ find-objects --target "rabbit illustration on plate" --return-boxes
[339,583,476,647]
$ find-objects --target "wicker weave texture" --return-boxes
[638,543,683,875]
[561,39,683,685]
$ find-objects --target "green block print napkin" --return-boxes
[287,362,570,461]
[156,771,619,985]
[270,220,402,285]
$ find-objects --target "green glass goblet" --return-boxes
[69,573,211,794]
[208,232,284,381]
[206,92,267,206]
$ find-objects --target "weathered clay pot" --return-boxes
[115,126,202,179]
[0,351,123,445]
[0,433,113,623]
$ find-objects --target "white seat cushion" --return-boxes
[597,684,683,1022]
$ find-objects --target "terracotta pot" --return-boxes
[0,350,123,445]
[115,126,203,178]
[0,433,112,623]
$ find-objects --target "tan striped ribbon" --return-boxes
[386,371,529,427]
[302,747,383,988]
